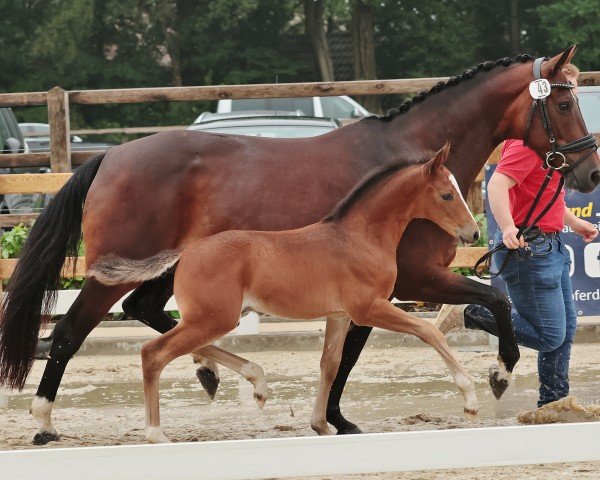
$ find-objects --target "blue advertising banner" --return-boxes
[484,164,600,317]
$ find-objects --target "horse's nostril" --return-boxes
[591,170,600,185]
[473,231,480,242]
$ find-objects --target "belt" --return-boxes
[516,226,559,238]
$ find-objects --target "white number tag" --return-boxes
[529,79,551,99]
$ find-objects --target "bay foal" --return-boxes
[90,143,480,443]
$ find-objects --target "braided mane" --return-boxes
[369,54,537,122]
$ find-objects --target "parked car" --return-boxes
[193,110,303,123]
[211,95,369,122]
[19,122,114,153]
[0,108,27,153]
[188,114,340,138]
[0,109,44,215]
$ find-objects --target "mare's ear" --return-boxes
[543,45,577,77]
[427,141,451,175]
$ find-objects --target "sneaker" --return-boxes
[434,304,467,335]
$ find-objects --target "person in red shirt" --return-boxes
[436,65,598,407]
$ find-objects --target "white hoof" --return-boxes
[146,426,172,444]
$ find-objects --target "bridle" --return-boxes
[523,57,597,175]
[475,57,597,279]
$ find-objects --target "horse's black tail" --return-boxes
[0,153,105,390]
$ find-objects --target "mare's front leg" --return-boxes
[122,275,221,397]
[326,324,372,434]
[403,268,519,399]
[311,316,351,435]
[350,299,478,419]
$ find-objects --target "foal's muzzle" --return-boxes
[458,226,481,245]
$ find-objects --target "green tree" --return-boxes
[532,0,599,70]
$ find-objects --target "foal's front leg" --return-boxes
[351,299,478,419]
[311,316,351,435]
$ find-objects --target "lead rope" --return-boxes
[474,169,564,279]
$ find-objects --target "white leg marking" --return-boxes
[31,396,57,434]
[240,362,270,409]
[496,358,512,383]
[454,371,478,419]
[146,426,172,444]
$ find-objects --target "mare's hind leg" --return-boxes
[350,299,478,419]
[122,275,221,397]
[31,279,133,445]
[311,316,351,435]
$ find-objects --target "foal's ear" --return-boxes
[544,45,577,77]
[427,141,451,175]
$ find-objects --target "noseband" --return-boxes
[523,57,597,174]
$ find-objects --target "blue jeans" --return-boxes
[465,228,576,407]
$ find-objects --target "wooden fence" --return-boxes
[1,73,598,282]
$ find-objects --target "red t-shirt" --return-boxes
[495,139,565,232]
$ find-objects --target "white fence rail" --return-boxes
[1,423,600,479]
[52,289,260,335]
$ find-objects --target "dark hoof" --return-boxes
[336,424,363,435]
[32,431,60,445]
[488,365,510,400]
[196,367,219,400]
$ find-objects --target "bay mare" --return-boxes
[0,46,598,444]
[88,144,480,442]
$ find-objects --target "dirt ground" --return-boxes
[1,342,599,479]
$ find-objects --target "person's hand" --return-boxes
[502,225,525,249]
[572,219,599,243]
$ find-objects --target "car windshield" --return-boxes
[579,91,600,134]
[201,124,333,138]
[19,124,50,137]
[230,98,314,116]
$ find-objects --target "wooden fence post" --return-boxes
[47,87,71,173]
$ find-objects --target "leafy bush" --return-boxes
[1,224,29,259]
[453,212,489,276]
[1,224,84,289]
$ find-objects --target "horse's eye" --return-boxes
[441,192,454,201]
[558,102,571,112]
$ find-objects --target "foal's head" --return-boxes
[417,142,480,244]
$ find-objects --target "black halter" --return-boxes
[523,57,597,174]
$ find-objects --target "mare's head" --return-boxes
[418,142,479,244]
[507,45,599,192]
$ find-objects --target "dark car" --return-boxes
[0,108,27,153]
[0,109,44,215]
[188,114,340,138]
[19,122,114,153]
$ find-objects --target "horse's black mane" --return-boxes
[322,162,419,222]
[368,53,536,122]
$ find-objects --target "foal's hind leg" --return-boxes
[351,299,478,419]
[192,345,270,408]
[311,316,351,435]
[31,279,133,445]
[123,275,222,397]
[142,319,236,443]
